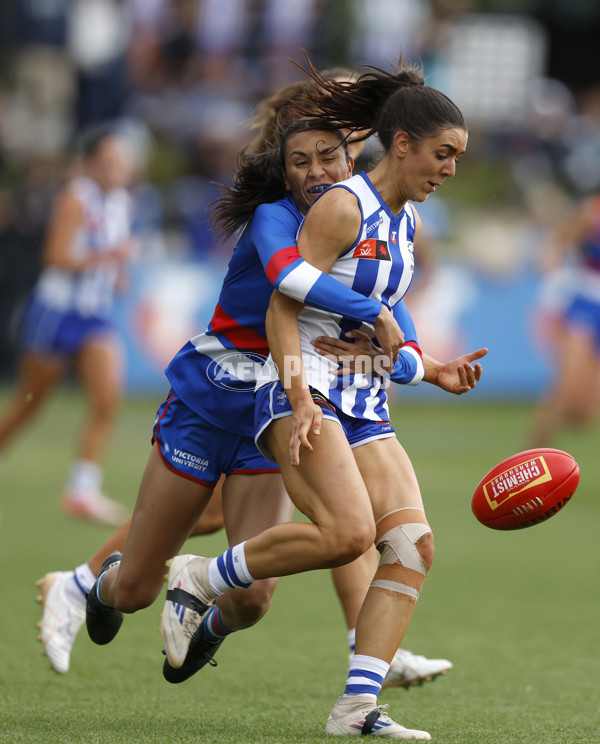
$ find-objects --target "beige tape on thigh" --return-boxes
[371,507,432,603]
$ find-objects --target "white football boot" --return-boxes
[383,649,453,689]
[325,695,431,739]
[36,572,85,674]
[161,555,215,669]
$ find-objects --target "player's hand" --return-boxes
[289,398,322,467]
[373,305,403,373]
[431,348,488,395]
[312,330,382,376]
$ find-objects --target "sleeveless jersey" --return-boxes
[258,172,418,422]
[33,176,132,318]
[166,190,420,438]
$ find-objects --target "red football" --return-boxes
[472,448,579,530]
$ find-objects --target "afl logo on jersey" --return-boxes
[353,239,391,261]
[207,351,266,391]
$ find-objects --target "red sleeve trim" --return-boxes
[264,245,301,284]
[402,340,422,358]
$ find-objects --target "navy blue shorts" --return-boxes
[254,380,396,463]
[153,390,280,486]
[20,297,114,356]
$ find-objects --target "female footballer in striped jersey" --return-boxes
[158,58,484,738]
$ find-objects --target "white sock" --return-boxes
[63,565,92,610]
[73,562,96,595]
[348,628,356,653]
[66,460,103,496]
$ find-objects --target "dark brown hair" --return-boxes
[210,148,286,238]
[211,97,348,239]
[295,54,465,152]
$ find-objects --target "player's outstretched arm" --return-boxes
[422,348,488,395]
[312,331,487,394]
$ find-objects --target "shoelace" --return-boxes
[362,705,387,735]
[201,650,218,667]
[181,613,202,639]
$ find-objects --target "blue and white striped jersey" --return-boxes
[33,176,132,318]
[166,190,422,437]
[258,172,423,422]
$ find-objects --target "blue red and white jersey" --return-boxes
[166,195,302,437]
[166,190,420,437]
[32,176,132,319]
[258,172,423,422]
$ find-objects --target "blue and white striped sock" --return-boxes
[202,606,235,644]
[208,542,254,594]
[344,654,390,698]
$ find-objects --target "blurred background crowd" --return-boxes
[1,0,600,401]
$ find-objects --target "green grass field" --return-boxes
[0,387,598,743]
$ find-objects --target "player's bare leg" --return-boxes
[530,326,600,447]
[162,473,293,682]
[61,336,126,526]
[351,437,432,659]
[7,352,69,672]
[243,418,375,575]
[85,443,215,648]
[331,546,453,689]
[216,473,292,629]
[0,352,63,451]
[75,336,122,466]
[158,420,436,740]
[103,444,213,610]
[161,417,375,670]
[325,437,434,739]
[85,479,224,575]
[331,549,377,632]
[37,478,226,674]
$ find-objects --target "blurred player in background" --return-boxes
[0,126,135,526]
[530,191,600,447]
